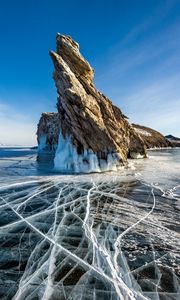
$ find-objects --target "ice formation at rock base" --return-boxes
[54,133,125,173]
[38,133,124,174]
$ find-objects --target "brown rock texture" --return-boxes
[132,124,173,149]
[37,34,146,173]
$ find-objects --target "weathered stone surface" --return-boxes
[132,124,173,149]
[37,34,146,172]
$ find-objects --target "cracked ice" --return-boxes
[0,149,179,299]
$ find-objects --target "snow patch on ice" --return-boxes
[54,132,122,173]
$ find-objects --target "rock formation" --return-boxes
[132,124,172,149]
[37,34,146,173]
[165,135,180,147]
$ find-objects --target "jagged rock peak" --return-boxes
[50,33,94,83]
[37,34,146,173]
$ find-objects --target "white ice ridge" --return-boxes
[54,132,122,173]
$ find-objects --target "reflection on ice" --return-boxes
[0,148,179,299]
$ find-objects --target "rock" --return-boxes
[37,34,146,173]
[165,135,180,147]
[132,124,173,149]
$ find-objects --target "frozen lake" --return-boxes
[0,147,179,299]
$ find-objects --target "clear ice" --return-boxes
[0,148,179,299]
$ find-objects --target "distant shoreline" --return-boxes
[147,147,179,150]
[0,146,37,149]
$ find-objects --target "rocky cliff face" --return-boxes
[132,124,172,149]
[37,34,146,173]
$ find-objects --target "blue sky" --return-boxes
[0,0,179,145]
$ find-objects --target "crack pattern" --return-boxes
[0,173,179,300]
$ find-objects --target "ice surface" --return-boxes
[0,148,179,299]
[54,133,122,173]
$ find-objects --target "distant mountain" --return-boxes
[0,143,37,148]
[165,135,180,141]
[0,143,19,147]
[165,135,180,147]
[0,143,10,147]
